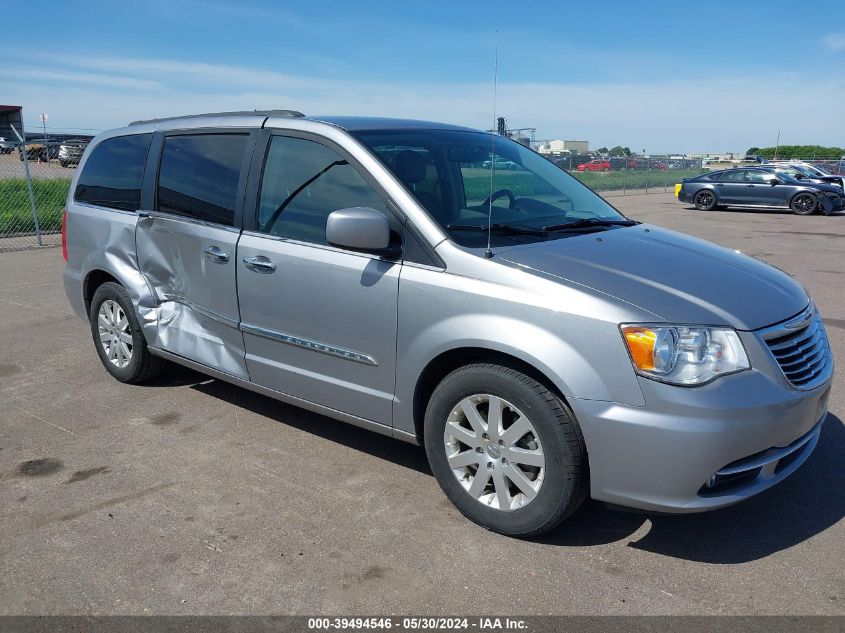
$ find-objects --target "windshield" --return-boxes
[772,168,803,182]
[353,129,627,247]
[806,164,831,176]
[782,165,815,178]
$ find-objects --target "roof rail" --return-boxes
[129,109,305,126]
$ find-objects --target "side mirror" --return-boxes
[767,177,781,185]
[326,207,401,258]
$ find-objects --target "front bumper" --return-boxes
[571,362,831,513]
[819,195,845,213]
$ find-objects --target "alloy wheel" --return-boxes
[793,194,815,214]
[695,191,714,209]
[97,300,133,369]
[443,394,545,511]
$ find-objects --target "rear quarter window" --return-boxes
[74,134,152,211]
[157,133,248,226]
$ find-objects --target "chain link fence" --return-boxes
[0,140,77,252]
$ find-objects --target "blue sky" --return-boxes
[3,0,845,152]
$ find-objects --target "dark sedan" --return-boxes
[677,167,845,215]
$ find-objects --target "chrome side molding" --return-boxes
[239,323,378,366]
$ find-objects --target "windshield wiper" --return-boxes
[541,218,639,232]
[446,223,548,236]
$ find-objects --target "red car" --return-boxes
[577,159,611,172]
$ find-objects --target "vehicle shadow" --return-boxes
[146,365,842,564]
[683,204,844,216]
[182,369,433,476]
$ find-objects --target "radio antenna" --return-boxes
[484,31,499,259]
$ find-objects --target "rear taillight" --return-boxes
[61,208,68,261]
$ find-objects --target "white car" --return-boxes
[769,161,845,190]
[0,136,14,154]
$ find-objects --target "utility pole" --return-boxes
[773,130,781,161]
[40,113,49,163]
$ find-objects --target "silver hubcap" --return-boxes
[443,394,545,511]
[97,300,133,369]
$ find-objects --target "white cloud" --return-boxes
[0,67,161,90]
[823,33,845,52]
[6,54,845,152]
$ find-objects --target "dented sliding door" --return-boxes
[135,214,248,378]
[133,130,256,379]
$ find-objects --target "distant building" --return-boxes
[0,105,23,140]
[538,139,589,155]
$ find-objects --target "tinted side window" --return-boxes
[257,136,388,244]
[745,170,770,183]
[157,134,248,226]
[74,134,152,211]
[720,170,746,182]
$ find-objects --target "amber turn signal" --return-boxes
[622,326,657,371]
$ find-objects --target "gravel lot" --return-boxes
[0,192,842,615]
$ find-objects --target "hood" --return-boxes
[809,182,845,194]
[496,225,808,330]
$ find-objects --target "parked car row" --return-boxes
[17,141,60,162]
[14,139,89,166]
[575,157,667,172]
[677,166,845,215]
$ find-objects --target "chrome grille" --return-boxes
[760,305,832,389]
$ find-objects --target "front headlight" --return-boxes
[621,324,750,386]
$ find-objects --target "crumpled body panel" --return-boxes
[135,213,249,379]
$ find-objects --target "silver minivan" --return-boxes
[63,111,833,536]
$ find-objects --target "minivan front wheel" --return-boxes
[424,363,587,537]
[89,282,165,383]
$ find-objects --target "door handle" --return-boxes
[243,255,277,273]
[203,245,230,264]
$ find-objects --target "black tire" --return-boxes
[89,282,165,383]
[424,363,588,537]
[694,189,717,210]
[790,192,818,216]
[59,160,68,168]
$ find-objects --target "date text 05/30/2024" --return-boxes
[307,617,528,630]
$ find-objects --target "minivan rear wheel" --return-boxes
[89,282,165,383]
[424,363,587,537]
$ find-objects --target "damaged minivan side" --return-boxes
[64,111,833,536]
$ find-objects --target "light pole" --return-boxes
[40,113,49,163]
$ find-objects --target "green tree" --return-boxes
[746,147,760,155]
[751,145,844,160]
[608,145,631,156]
[596,146,608,155]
